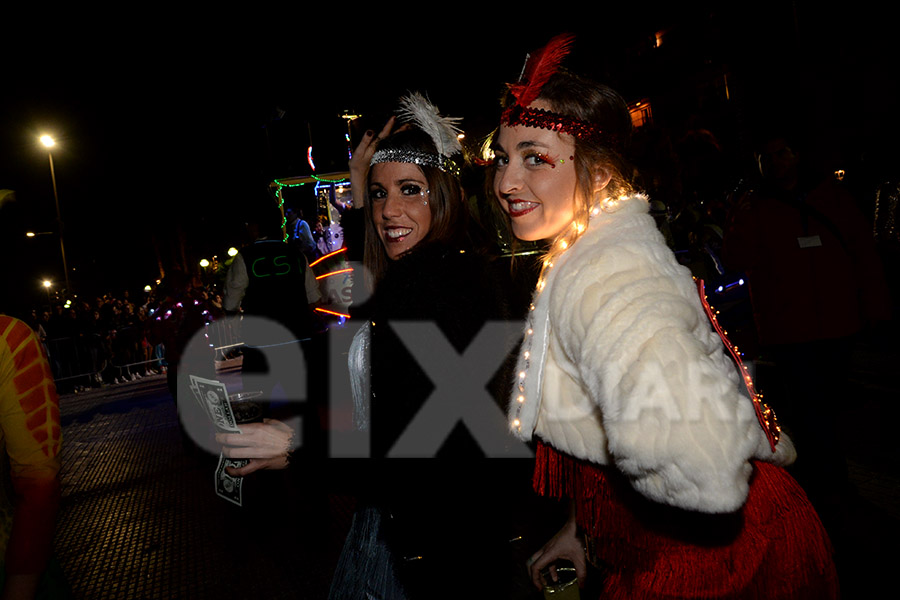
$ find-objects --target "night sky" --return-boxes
[1,4,895,317]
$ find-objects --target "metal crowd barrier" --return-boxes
[205,319,244,361]
[46,319,247,390]
[45,333,166,388]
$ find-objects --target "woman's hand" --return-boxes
[215,418,297,476]
[527,508,588,590]
[348,116,396,210]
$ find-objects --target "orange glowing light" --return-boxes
[309,247,347,267]
[315,268,353,280]
[315,307,351,319]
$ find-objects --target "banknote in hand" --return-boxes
[215,452,247,507]
[189,375,251,506]
[189,375,240,434]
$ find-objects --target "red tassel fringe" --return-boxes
[534,442,839,599]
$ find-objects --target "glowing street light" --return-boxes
[227,247,239,257]
[199,258,210,268]
[42,279,52,303]
[341,110,362,159]
[39,134,71,294]
[341,110,362,135]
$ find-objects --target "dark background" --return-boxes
[1,2,896,316]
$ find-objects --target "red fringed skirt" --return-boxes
[534,442,839,599]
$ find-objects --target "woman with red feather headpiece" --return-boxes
[490,33,840,599]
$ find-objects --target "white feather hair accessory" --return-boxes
[370,92,463,175]
[397,92,463,158]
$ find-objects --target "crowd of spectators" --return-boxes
[24,281,226,394]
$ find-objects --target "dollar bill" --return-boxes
[189,375,241,434]
[188,375,252,506]
[215,452,247,507]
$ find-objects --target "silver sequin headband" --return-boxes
[369,93,463,177]
[370,148,460,176]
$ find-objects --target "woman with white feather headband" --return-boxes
[219,93,533,599]
[216,93,481,466]
[491,34,839,599]
[326,93,537,599]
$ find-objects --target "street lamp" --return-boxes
[341,110,361,159]
[341,111,361,138]
[40,134,71,294]
[42,279,52,304]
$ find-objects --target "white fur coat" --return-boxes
[509,193,795,513]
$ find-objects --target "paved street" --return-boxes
[54,365,354,599]
[51,339,900,599]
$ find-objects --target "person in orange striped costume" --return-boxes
[0,316,63,599]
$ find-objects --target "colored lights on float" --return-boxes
[715,279,745,294]
[272,177,349,243]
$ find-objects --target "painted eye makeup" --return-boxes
[523,151,560,168]
[525,152,553,165]
[401,183,427,196]
[369,182,428,199]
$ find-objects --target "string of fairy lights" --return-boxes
[510,200,606,433]
[696,278,781,451]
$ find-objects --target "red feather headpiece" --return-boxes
[502,33,608,145]
[508,32,576,108]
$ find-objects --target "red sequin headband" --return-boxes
[500,104,608,144]
[500,33,615,148]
